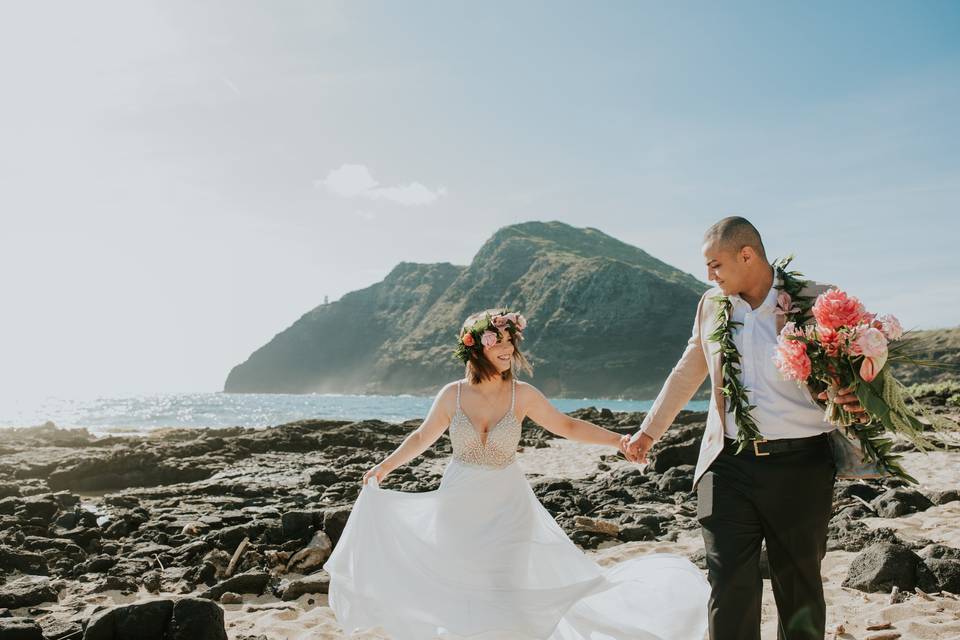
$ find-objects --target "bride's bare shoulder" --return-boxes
[515,381,546,403]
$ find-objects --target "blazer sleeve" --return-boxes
[639,291,711,442]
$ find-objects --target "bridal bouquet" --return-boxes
[773,287,933,482]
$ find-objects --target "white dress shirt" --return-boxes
[723,283,833,440]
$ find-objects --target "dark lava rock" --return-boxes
[619,525,656,542]
[82,599,174,640]
[0,617,44,640]
[0,546,47,575]
[167,597,227,640]
[657,465,694,494]
[0,577,57,609]
[280,571,330,601]
[924,557,960,592]
[321,506,353,547]
[198,571,270,601]
[835,482,881,502]
[649,437,701,473]
[842,542,938,593]
[931,489,960,505]
[280,511,316,542]
[869,488,934,518]
[308,466,339,486]
[920,544,960,561]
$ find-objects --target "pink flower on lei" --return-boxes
[774,322,812,382]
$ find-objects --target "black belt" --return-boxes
[723,433,828,457]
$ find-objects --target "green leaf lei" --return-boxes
[707,256,813,454]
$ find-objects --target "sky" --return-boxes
[1,1,958,398]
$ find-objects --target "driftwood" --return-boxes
[573,516,619,536]
[863,633,900,640]
[914,587,934,601]
[226,536,250,578]
[865,621,893,630]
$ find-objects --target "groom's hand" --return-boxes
[625,432,654,464]
[817,386,869,423]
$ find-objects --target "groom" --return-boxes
[626,217,863,640]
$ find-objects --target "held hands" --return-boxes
[622,432,654,464]
[817,386,869,424]
[362,463,390,486]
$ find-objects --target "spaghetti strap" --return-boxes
[456,381,462,411]
[510,378,516,412]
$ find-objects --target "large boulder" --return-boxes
[842,542,937,593]
[80,598,227,640]
[82,599,173,640]
[0,577,57,609]
[167,598,227,640]
[0,617,44,640]
[869,489,934,518]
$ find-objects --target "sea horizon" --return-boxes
[0,390,710,437]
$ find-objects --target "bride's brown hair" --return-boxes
[460,308,533,385]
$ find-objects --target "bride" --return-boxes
[323,309,709,639]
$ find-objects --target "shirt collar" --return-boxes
[729,273,781,313]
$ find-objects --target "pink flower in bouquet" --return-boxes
[492,315,509,329]
[817,325,842,357]
[774,291,800,316]
[855,327,888,358]
[812,289,867,330]
[461,332,475,347]
[774,335,812,382]
[480,330,499,347]
[873,314,903,341]
[860,353,887,382]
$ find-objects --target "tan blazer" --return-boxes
[639,279,834,487]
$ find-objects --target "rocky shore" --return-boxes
[1,392,959,639]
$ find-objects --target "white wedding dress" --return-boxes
[323,380,709,639]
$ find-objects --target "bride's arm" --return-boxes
[520,384,625,450]
[366,383,456,482]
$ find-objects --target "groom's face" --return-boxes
[702,241,747,295]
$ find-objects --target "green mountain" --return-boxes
[224,221,710,398]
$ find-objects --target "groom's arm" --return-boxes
[635,293,710,444]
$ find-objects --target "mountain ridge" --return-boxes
[224,221,709,397]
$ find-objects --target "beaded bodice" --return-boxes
[449,380,522,469]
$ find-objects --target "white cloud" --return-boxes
[316,164,446,206]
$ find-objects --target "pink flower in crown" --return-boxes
[774,291,800,316]
[811,289,867,330]
[873,314,903,341]
[516,314,527,331]
[491,315,509,329]
[774,335,812,382]
[480,330,499,347]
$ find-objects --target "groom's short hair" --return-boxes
[704,216,767,260]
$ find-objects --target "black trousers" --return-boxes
[697,436,836,640]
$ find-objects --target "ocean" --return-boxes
[0,391,710,437]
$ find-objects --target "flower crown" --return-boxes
[453,310,527,363]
